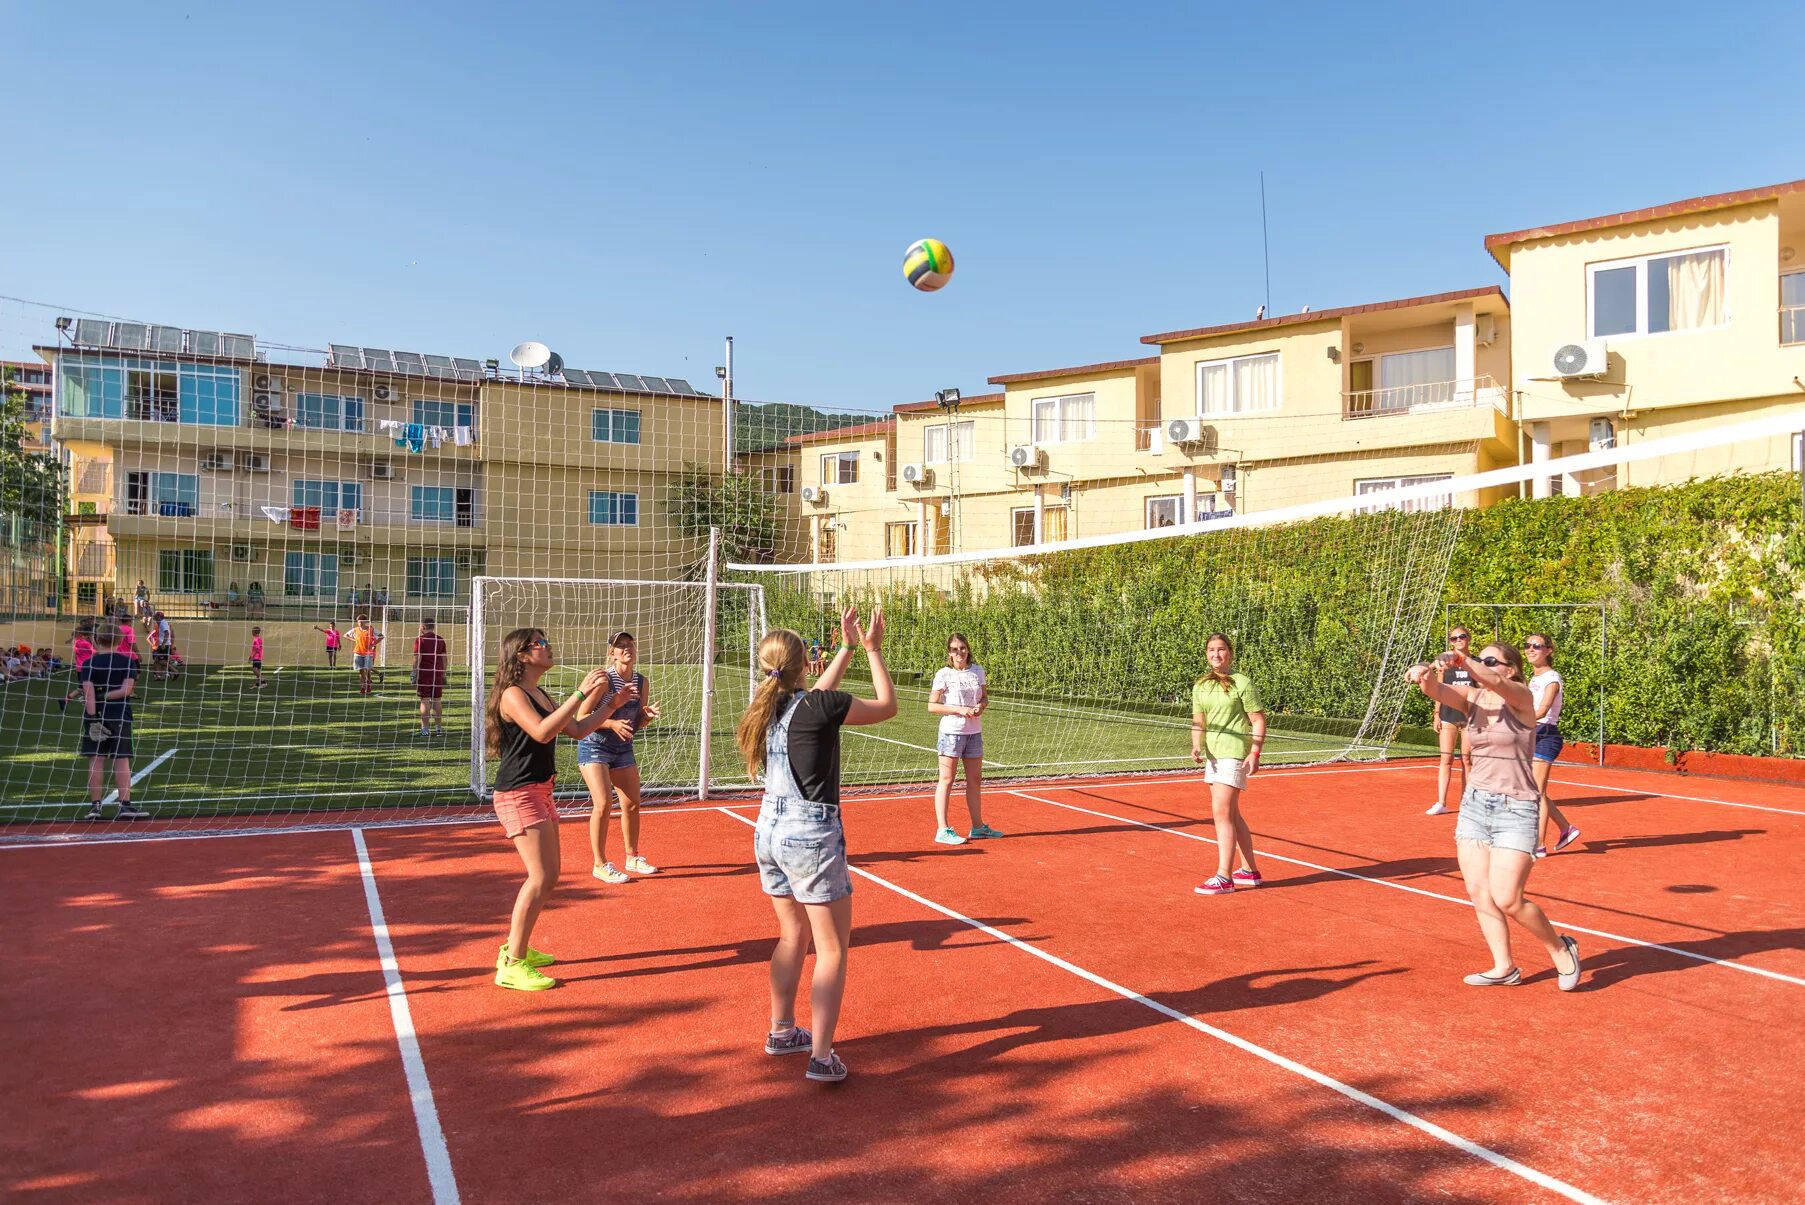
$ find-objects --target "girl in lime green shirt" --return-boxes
[1190,632,1266,895]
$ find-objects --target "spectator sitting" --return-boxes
[246,582,266,618]
[133,580,152,618]
[2,654,27,682]
[227,582,244,609]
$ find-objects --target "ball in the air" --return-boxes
[903,238,954,292]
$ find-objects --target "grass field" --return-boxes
[1,660,1430,826]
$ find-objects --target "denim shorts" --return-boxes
[1533,724,1564,763]
[1454,786,1541,855]
[576,736,636,771]
[754,799,852,904]
[353,654,374,671]
[936,731,984,760]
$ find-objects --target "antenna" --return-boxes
[1259,171,1272,319]
[509,341,551,381]
[545,351,565,378]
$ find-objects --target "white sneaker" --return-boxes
[1424,802,1450,816]
[623,855,659,875]
[592,862,630,884]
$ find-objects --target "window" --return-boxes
[295,393,366,432]
[1030,394,1095,444]
[126,364,178,421]
[1012,508,1036,547]
[294,479,363,517]
[1196,353,1280,416]
[1355,474,1454,514]
[1146,496,1183,528]
[587,490,639,526]
[179,365,242,425]
[283,551,339,597]
[591,408,642,444]
[885,521,917,559]
[758,465,795,494]
[126,471,198,516]
[157,548,214,593]
[1588,246,1727,338]
[923,420,975,464]
[60,357,126,418]
[1783,272,1805,346]
[407,556,457,599]
[411,485,456,522]
[1042,505,1068,542]
[412,399,477,434]
[55,356,239,425]
[821,452,859,484]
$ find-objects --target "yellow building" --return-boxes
[786,418,896,563]
[1486,178,1805,495]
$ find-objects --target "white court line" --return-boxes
[1550,776,1805,818]
[101,746,179,808]
[351,828,460,1205]
[845,728,1011,768]
[714,806,1602,1204]
[1010,789,1805,989]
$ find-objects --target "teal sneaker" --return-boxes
[934,827,966,846]
[968,823,1005,839]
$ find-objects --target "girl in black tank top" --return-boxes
[484,627,630,991]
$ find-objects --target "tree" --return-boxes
[665,464,782,567]
[0,366,66,540]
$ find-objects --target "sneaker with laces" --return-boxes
[1553,826,1582,853]
[1194,875,1235,895]
[934,827,967,846]
[805,1052,848,1083]
[1424,802,1449,816]
[83,802,107,821]
[1230,868,1262,888]
[498,943,554,968]
[494,958,556,991]
[592,862,631,884]
[967,823,1005,839]
[115,803,151,820]
[764,1025,813,1056]
[623,855,659,875]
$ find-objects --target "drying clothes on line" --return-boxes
[452,426,472,447]
[260,506,290,524]
[394,423,426,453]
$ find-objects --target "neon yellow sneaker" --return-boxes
[494,957,556,991]
[498,943,554,968]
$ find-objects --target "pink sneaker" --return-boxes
[1194,875,1235,896]
[1231,869,1263,888]
[1553,826,1581,853]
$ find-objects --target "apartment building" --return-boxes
[786,418,895,563]
[3,359,54,454]
[1486,178,1805,495]
[39,319,722,617]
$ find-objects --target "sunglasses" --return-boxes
[529,639,551,650]
[1447,635,1470,643]
[1477,655,1504,667]
[1524,642,1549,650]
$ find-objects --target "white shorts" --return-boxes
[1202,756,1249,789]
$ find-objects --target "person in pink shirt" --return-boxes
[250,627,266,690]
[117,618,139,663]
[60,620,96,712]
[313,622,343,668]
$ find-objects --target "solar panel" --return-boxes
[589,371,621,390]
[393,351,426,374]
[112,323,151,350]
[189,331,223,356]
[561,369,592,387]
[152,326,186,354]
[424,354,454,370]
[615,374,647,393]
[362,348,397,371]
[221,334,256,360]
[452,357,482,372]
[639,375,672,394]
[329,344,365,369]
[72,319,110,346]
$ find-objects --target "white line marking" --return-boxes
[100,746,179,808]
[713,806,1603,1204]
[845,727,1009,768]
[1010,789,1805,989]
[351,828,460,1205]
[1551,776,1805,818]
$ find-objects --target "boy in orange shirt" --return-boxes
[351,614,383,696]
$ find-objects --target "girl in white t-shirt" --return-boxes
[927,633,1002,846]
[1526,633,1580,857]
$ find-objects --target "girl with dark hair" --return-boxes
[1190,633,1266,895]
[1525,634,1580,857]
[579,630,664,883]
[484,628,621,991]
[1406,640,1582,990]
[735,604,896,1084]
[928,632,1002,845]
[1427,627,1476,816]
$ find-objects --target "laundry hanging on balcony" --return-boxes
[259,506,291,524]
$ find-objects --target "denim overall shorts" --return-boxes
[753,694,853,904]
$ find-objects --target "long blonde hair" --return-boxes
[485,628,542,758]
[735,629,807,774]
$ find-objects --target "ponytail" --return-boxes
[735,629,808,774]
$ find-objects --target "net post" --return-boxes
[697,528,721,800]
[469,577,488,799]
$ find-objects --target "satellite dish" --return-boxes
[509,341,551,370]
[545,351,565,377]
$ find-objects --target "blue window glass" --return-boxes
[411,486,455,522]
[157,548,214,593]
[179,364,241,426]
[59,356,126,418]
[284,551,339,597]
[587,490,638,526]
[152,473,199,516]
[407,556,456,598]
[412,400,476,433]
[591,408,642,444]
[295,393,366,432]
[293,480,362,515]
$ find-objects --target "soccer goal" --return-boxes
[376,603,472,677]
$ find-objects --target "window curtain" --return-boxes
[1065,395,1095,440]
[1667,250,1724,330]
[1379,347,1456,409]
[1197,363,1230,414]
[1232,355,1278,412]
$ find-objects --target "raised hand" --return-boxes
[581,666,611,695]
[1404,663,1431,686]
[840,607,865,652]
[864,605,885,650]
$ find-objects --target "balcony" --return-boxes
[1343,375,1510,421]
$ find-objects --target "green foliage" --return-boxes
[734,402,875,454]
[0,368,66,540]
[665,465,782,567]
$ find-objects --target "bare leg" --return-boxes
[580,762,615,868]
[768,894,811,1030]
[1457,840,1514,974]
[1435,721,1454,806]
[506,820,561,957]
[113,758,132,802]
[1490,850,1573,972]
[87,756,105,803]
[801,896,853,1060]
[962,757,984,828]
[933,755,958,831]
[1533,759,1573,843]
[613,763,644,859]
[1209,781,1239,878]
[1227,791,1259,875]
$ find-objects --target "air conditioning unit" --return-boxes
[230,543,254,562]
[238,452,270,473]
[201,450,236,472]
[1009,445,1046,471]
[370,461,397,480]
[901,463,933,487]
[1552,339,1608,380]
[1588,417,1617,452]
[1166,418,1218,452]
[801,485,827,505]
[253,373,284,392]
[374,384,394,402]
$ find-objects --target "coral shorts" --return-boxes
[493,779,558,838]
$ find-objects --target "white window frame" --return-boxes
[884,520,917,559]
[1145,495,1183,528]
[1010,506,1037,547]
[1586,243,1730,341]
[1029,393,1095,445]
[1194,352,1281,417]
[923,420,974,464]
[587,490,640,527]
[821,451,859,485]
[1354,474,1454,514]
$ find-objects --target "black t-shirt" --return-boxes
[494,690,558,791]
[1439,663,1475,724]
[81,651,137,722]
[783,690,853,807]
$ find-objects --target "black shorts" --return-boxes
[152,649,170,662]
[80,718,133,760]
[250,659,262,668]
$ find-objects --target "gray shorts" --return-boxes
[353,654,375,671]
[936,731,984,760]
[1454,786,1540,855]
[754,799,852,905]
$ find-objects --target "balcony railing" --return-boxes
[1343,376,1509,421]
[1783,304,1805,347]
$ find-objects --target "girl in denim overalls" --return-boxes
[734,606,897,1084]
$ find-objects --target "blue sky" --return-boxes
[3,1,1798,413]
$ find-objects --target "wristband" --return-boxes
[574,689,587,702]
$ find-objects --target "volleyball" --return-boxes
[903,238,954,292]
